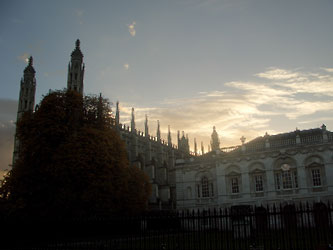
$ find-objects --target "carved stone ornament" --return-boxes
[301,148,310,154]
[281,163,290,171]
[270,151,280,158]
[286,149,298,155]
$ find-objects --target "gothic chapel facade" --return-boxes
[13,40,333,211]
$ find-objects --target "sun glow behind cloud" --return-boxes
[117,67,333,151]
[17,53,29,63]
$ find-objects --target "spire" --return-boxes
[71,39,83,58]
[67,39,84,94]
[157,120,161,141]
[145,114,149,137]
[28,56,33,66]
[131,107,135,133]
[178,130,190,154]
[211,126,220,151]
[194,138,197,156]
[24,56,35,74]
[168,125,172,146]
[115,101,120,126]
[201,141,204,155]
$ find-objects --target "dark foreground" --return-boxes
[2,203,333,250]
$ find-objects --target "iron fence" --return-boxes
[2,202,333,250]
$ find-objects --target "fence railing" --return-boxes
[2,202,333,250]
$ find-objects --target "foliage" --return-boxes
[0,90,151,218]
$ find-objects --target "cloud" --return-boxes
[17,53,30,63]
[255,68,300,80]
[124,63,130,70]
[117,67,333,151]
[128,21,136,37]
[323,68,333,73]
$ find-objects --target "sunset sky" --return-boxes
[1,0,333,172]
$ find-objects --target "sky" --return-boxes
[1,0,333,174]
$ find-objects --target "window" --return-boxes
[197,175,214,198]
[231,177,239,194]
[201,177,209,197]
[275,169,298,190]
[255,175,263,192]
[282,171,292,189]
[312,169,321,187]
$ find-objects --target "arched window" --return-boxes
[274,162,298,191]
[196,174,214,198]
[201,177,209,197]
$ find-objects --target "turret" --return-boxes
[157,120,161,141]
[145,114,149,137]
[168,125,172,146]
[13,56,36,165]
[194,138,197,156]
[67,39,84,95]
[17,56,36,119]
[211,126,220,151]
[178,131,190,154]
[131,107,135,133]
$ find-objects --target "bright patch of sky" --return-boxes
[1,0,333,165]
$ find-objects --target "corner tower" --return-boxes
[13,56,36,164]
[17,56,36,120]
[67,39,84,94]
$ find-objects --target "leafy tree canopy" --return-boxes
[0,90,151,219]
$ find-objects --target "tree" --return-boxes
[0,90,151,218]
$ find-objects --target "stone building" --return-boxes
[13,40,333,211]
[176,126,333,211]
[113,105,193,209]
[13,40,192,210]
